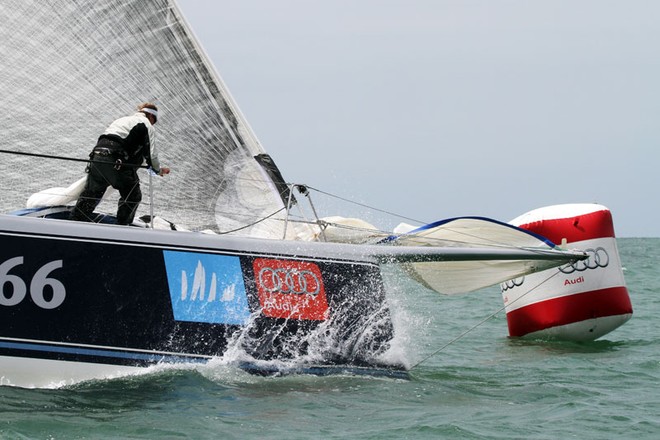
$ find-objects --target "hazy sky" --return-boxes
[177,1,659,237]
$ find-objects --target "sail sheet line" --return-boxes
[214,207,287,234]
[0,149,149,169]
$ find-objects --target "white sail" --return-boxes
[385,217,567,294]
[26,177,88,209]
[0,0,291,237]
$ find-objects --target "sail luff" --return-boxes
[167,0,265,157]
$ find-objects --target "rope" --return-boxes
[0,149,149,168]
[217,207,286,234]
[304,185,427,225]
[408,269,565,371]
[3,148,152,225]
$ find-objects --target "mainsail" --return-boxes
[0,0,291,237]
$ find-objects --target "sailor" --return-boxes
[70,103,171,225]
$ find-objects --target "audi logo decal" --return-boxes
[501,277,525,292]
[253,258,330,321]
[559,247,609,274]
[258,267,321,296]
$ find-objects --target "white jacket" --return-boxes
[102,112,161,172]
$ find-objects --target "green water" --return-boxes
[1,238,658,439]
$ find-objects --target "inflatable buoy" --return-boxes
[501,204,632,341]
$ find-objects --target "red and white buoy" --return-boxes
[501,203,632,341]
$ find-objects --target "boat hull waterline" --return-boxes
[0,215,404,386]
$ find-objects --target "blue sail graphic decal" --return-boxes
[163,251,250,325]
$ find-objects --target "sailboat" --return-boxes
[0,0,627,387]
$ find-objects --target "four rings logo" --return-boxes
[258,268,321,296]
[559,247,609,274]
[253,258,329,321]
[501,277,525,293]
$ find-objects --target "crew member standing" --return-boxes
[70,103,170,225]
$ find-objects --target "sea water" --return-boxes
[0,238,658,439]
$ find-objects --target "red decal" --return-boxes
[253,258,329,321]
[517,209,615,244]
[506,286,633,337]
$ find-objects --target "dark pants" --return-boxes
[70,154,142,225]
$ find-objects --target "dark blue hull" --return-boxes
[0,214,405,386]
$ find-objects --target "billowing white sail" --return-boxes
[384,217,568,294]
[26,177,88,209]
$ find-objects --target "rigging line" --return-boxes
[0,149,149,169]
[216,207,286,234]
[245,214,395,238]
[321,220,393,237]
[285,188,318,239]
[408,269,566,371]
[304,185,427,224]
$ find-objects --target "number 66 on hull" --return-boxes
[0,257,65,309]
